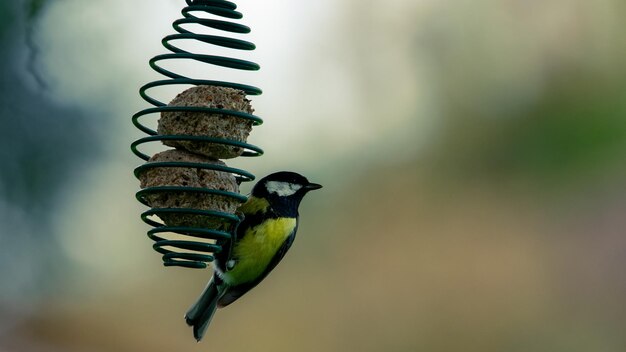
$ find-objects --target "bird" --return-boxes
[185,171,322,341]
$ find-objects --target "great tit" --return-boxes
[185,171,322,341]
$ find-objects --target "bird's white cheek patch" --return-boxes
[265,181,303,197]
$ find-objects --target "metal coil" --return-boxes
[131,0,263,269]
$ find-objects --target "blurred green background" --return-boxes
[1,0,625,351]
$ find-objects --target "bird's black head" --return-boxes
[252,171,322,215]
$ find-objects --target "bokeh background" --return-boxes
[1,0,625,351]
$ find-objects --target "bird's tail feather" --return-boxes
[185,278,224,341]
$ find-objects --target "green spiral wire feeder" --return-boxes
[131,0,263,269]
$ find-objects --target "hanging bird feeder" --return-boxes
[131,0,263,269]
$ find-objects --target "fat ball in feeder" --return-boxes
[159,85,254,159]
[138,149,240,229]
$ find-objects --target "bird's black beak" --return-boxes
[305,182,322,191]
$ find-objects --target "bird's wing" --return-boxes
[213,212,246,272]
[217,223,298,308]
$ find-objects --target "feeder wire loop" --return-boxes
[132,0,262,268]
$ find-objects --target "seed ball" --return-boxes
[138,149,240,229]
[158,85,254,159]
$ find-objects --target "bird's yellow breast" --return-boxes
[222,217,297,285]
